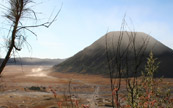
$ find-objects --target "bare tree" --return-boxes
[105,17,130,108]
[124,31,150,107]
[105,17,150,107]
[0,0,61,74]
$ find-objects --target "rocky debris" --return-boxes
[27,86,46,92]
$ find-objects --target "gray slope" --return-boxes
[53,31,173,77]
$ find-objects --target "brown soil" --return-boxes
[0,65,172,108]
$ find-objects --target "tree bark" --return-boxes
[0,6,21,74]
[0,23,19,74]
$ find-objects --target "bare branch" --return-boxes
[14,44,21,51]
[22,27,37,37]
[0,0,61,74]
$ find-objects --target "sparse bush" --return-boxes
[122,52,173,108]
[110,52,173,108]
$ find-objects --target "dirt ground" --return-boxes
[0,65,112,108]
[0,65,172,108]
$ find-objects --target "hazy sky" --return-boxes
[0,0,173,59]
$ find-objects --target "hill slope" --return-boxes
[53,31,173,77]
[5,58,65,66]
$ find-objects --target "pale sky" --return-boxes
[0,0,173,59]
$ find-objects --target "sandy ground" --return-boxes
[0,65,113,108]
[0,65,172,108]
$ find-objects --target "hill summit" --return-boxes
[53,31,173,77]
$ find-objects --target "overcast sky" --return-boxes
[0,0,173,59]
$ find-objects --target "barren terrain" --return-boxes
[0,65,172,108]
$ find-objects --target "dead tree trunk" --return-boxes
[0,0,23,74]
[0,0,61,75]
